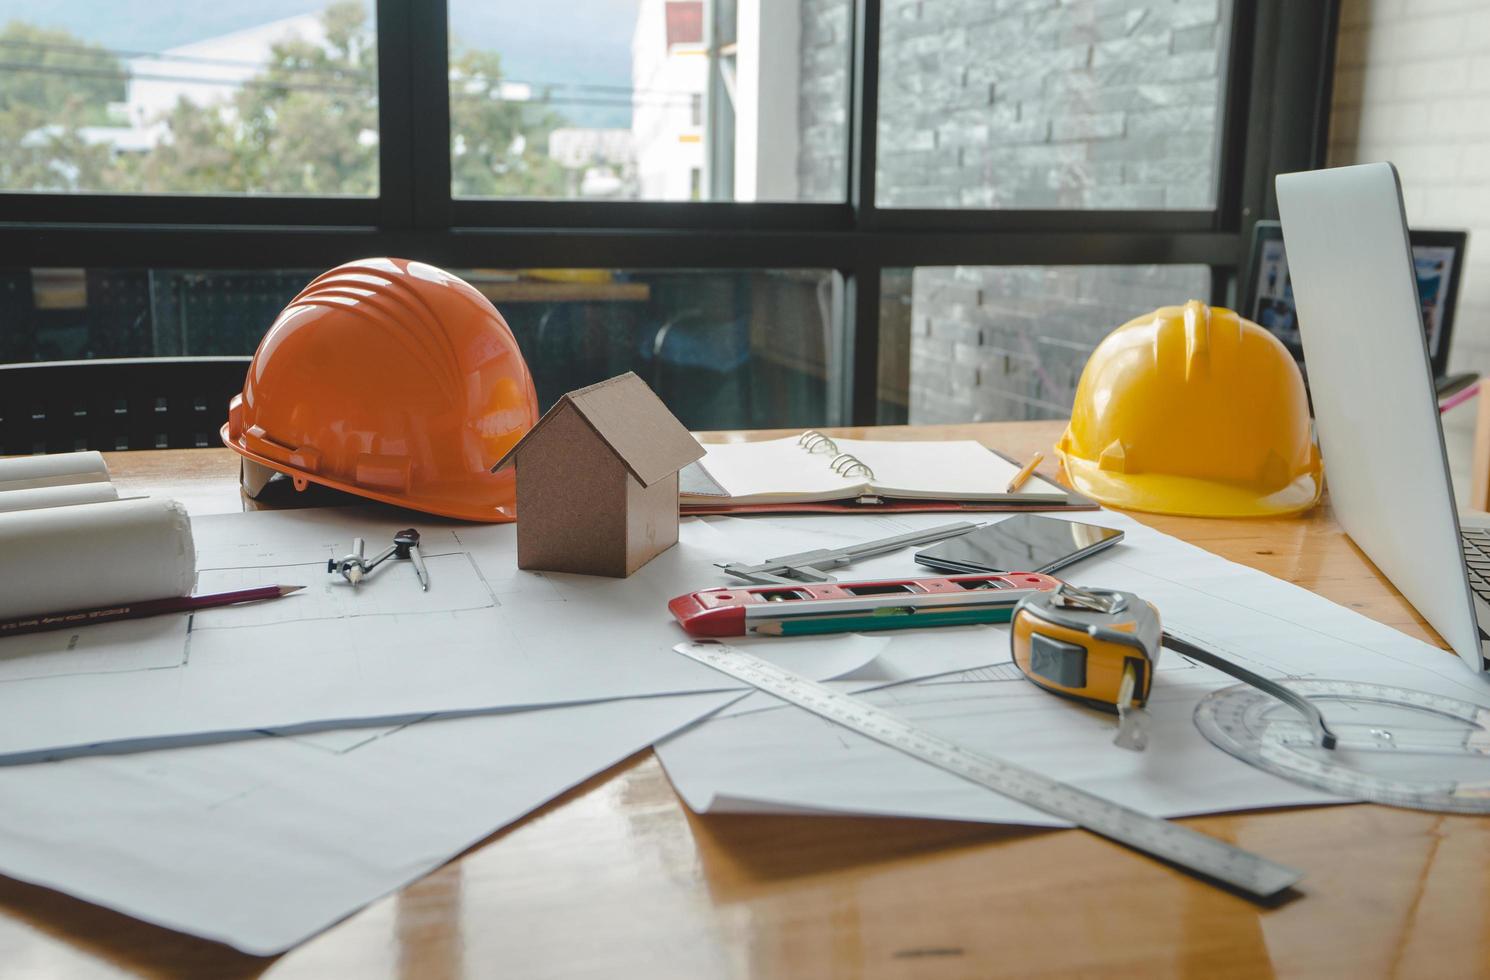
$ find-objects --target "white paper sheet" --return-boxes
[0,508,919,761]
[0,690,739,955]
[656,511,1490,824]
[0,616,188,684]
[0,450,110,493]
[0,497,196,619]
[688,436,1064,503]
[0,481,118,513]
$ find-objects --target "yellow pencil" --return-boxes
[1006,452,1045,493]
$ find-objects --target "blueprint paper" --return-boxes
[0,497,197,619]
[0,615,187,684]
[706,626,1013,721]
[0,450,110,492]
[657,511,1490,824]
[658,660,1345,825]
[0,691,739,955]
[0,481,118,513]
[0,507,935,761]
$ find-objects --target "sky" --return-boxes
[0,0,643,127]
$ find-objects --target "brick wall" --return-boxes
[874,0,1224,210]
[1329,0,1490,440]
[799,0,1227,422]
[905,265,1209,423]
[798,0,851,202]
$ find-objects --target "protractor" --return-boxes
[1194,679,1490,813]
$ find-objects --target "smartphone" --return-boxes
[914,514,1123,575]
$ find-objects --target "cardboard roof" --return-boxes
[492,372,705,487]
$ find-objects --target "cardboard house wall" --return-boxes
[496,373,704,577]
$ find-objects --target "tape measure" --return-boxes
[1010,585,1161,750]
[675,640,1304,899]
[1010,584,1340,754]
[1195,679,1490,813]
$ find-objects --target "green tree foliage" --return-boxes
[449,47,568,198]
[128,2,379,194]
[0,20,122,190]
[1,3,571,197]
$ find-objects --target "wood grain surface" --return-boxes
[1,421,1486,979]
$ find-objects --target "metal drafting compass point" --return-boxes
[1195,679,1490,813]
[328,529,429,591]
[717,521,982,585]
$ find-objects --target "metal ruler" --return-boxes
[1195,679,1490,813]
[675,640,1303,900]
[717,521,981,585]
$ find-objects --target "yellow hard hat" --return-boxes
[1056,300,1321,518]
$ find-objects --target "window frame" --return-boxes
[0,0,1340,425]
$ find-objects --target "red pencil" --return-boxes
[0,585,306,638]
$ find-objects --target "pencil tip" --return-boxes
[280,585,307,595]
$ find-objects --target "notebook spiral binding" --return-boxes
[831,453,875,480]
[798,432,874,480]
[798,430,839,455]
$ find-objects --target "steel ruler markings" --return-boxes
[675,641,1303,900]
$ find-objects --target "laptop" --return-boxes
[1243,220,1473,399]
[1276,162,1488,672]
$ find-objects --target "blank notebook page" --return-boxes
[835,438,1064,499]
[688,437,1065,503]
[689,437,860,501]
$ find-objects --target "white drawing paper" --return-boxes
[0,481,118,513]
[0,615,188,684]
[0,508,907,760]
[0,450,111,493]
[0,497,196,619]
[0,691,739,955]
[656,510,1490,825]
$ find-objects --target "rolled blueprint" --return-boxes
[0,451,111,493]
[0,482,119,514]
[0,497,197,620]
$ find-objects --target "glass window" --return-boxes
[0,2,379,195]
[0,266,837,432]
[878,265,1212,423]
[875,0,1229,209]
[452,268,837,429]
[447,0,851,202]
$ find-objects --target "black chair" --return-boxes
[640,309,755,429]
[0,357,251,456]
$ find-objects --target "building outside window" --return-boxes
[0,1,1334,441]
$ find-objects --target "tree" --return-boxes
[449,46,568,198]
[1,4,574,198]
[0,20,123,191]
[127,2,379,194]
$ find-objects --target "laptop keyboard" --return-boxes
[1461,528,1490,603]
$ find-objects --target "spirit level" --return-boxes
[669,572,1061,637]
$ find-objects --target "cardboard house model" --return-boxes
[493,372,705,577]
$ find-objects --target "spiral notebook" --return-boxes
[680,431,1082,509]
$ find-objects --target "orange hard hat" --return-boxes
[1056,300,1321,518]
[222,258,540,522]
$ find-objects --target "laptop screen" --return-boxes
[1243,220,1467,379]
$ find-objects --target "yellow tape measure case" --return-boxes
[1011,586,1162,713]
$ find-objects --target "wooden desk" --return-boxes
[2,421,1486,979]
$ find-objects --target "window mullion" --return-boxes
[376,0,416,230]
